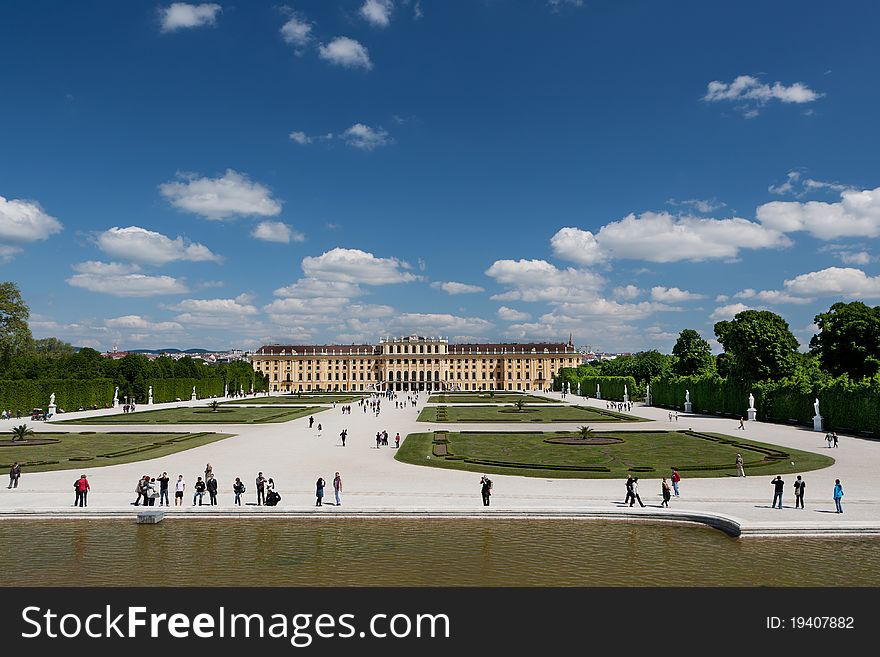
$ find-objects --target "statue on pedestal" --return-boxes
[49,392,55,407]
[814,398,820,418]
[113,386,119,407]
[748,393,755,410]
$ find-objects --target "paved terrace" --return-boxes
[1,393,878,537]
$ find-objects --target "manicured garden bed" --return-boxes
[54,406,323,425]
[417,404,643,423]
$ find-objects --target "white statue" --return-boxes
[814,398,820,417]
[224,384,228,397]
[685,389,690,403]
[748,393,755,410]
[49,392,55,407]
[624,384,628,396]
[113,386,119,407]
[576,382,581,396]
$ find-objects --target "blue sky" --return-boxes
[2,0,879,352]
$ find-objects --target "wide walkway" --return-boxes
[1,391,878,537]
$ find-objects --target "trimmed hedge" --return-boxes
[144,378,225,404]
[0,379,115,413]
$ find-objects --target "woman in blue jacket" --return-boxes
[833,479,844,513]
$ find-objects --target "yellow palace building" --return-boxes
[251,335,581,393]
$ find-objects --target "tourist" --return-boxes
[735,454,745,478]
[833,479,844,513]
[793,475,805,509]
[133,475,148,506]
[175,475,185,506]
[8,461,21,489]
[333,472,342,506]
[256,472,267,505]
[266,477,275,500]
[340,429,347,447]
[738,417,745,430]
[309,416,314,429]
[146,478,158,506]
[233,477,245,506]
[661,478,672,507]
[624,475,635,505]
[317,423,322,437]
[193,476,206,505]
[771,475,784,509]
[480,475,492,506]
[825,432,832,448]
[315,477,325,506]
[395,432,401,449]
[630,477,645,507]
[671,468,681,496]
[376,432,381,448]
[158,472,170,506]
[206,474,218,505]
[833,432,839,448]
[75,474,90,507]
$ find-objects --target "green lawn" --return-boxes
[54,406,324,425]
[427,393,560,404]
[417,404,644,423]
[396,430,835,479]
[0,431,235,473]
[223,393,368,405]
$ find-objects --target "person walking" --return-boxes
[333,472,342,506]
[793,475,805,509]
[193,476,206,506]
[233,477,245,506]
[735,453,745,478]
[206,474,218,506]
[771,475,784,509]
[661,478,672,507]
[8,462,21,489]
[738,417,745,430]
[833,432,839,448]
[175,474,185,507]
[671,468,681,496]
[340,429,347,447]
[480,475,492,506]
[256,472,267,506]
[317,423,322,437]
[309,415,314,429]
[825,432,833,448]
[395,432,401,449]
[75,474,90,507]
[157,472,170,506]
[833,479,844,513]
[630,477,646,507]
[315,477,325,506]
[133,475,148,506]
[624,475,635,505]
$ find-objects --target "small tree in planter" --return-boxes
[11,424,34,442]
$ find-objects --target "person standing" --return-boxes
[233,477,245,506]
[671,468,681,496]
[315,477,325,506]
[193,476,206,505]
[317,423,322,437]
[771,475,784,509]
[340,429,346,447]
[624,475,635,505]
[833,479,844,513]
[735,453,745,478]
[333,472,342,506]
[8,462,21,489]
[661,478,672,507]
[793,475,805,509]
[256,472,267,506]
[157,472,170,506]
[146,478,158,506]
[309,415,314,429]
[630,477,646,507]
[395,432,400,449]
[75,474,90,507]
[480,475,492,506]
[133,475,148,506]
[175,474,185,507]
[206,474,218,506]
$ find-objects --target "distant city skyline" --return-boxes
[2,1,879,353]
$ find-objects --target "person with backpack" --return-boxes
[480,475,493,506]
[233,478,245,506]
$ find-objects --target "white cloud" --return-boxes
[96,226,221,265]
[0,195,63,243]
[767,267,880,301]
[170,296,260,325]
[251,220,305,244]
[360,0,393,27]
[302,248,419,285]
[280,14,313,50]
[273,278,362,300]
[703,75,822,115]
[650,286,705,302]
[159,169,282,220]
[485,259,604,301]
[757,186,880,240]
[159,3,221,32]
[318,37,372,70]
[715,294,730,302]
[613,285,641,300]
[497,306,531,321]
[105,315,183,332]
[289,131,312,145]
[768,170,801,195]
[668,198,725,213]
[392,313,492,336]
[710,303,752,321]
[342,123,391,150]
[431,281,485,295]
[551,213,789,264]
[839,251,872,265]
[67,263,188,297]
[0,245,22,262]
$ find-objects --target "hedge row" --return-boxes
[0,379,115,413]
[553,372,639,402]
[144,378,226,404]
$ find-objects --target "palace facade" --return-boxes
[251,335,581,393]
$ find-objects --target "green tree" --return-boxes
[672,329,715,377]
[10,423,34,442]
[714,310,799,383]
[32,337,75,357]
[810,301,880,380]
[601,351,671,384]
[0,281,33,359]
[514,399,526,412]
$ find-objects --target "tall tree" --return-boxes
[810,301,880,380]
[32,337,75,356]
[0,281,33,359]
[714,310,799,383]
[672,329,715,377]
